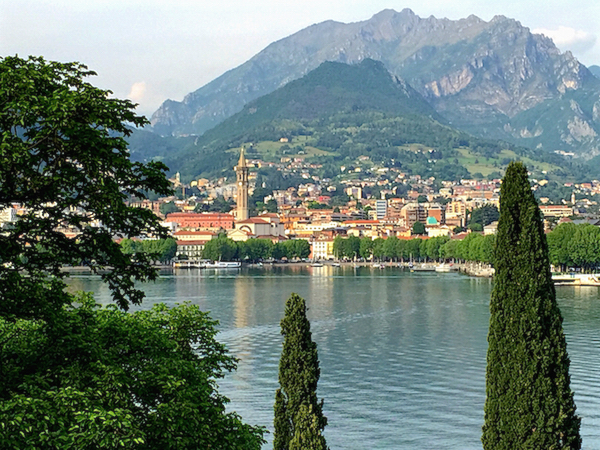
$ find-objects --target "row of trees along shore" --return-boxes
[118,222,600,271]
[333,234,495,264]
[122,223,600,271]
[201,236,311,262]
[1,55,580,449]
[333,223,600,271]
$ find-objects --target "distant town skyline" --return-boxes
[2,1,599,117]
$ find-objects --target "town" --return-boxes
[2,147,597,264]
[39,147,595,263]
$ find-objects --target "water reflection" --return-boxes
[66,268,600,450]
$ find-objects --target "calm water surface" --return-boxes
[68,266,600,449]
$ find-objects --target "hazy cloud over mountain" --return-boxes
[2,0,600,116]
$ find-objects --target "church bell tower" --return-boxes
[235,147,249,221]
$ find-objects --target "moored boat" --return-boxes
[435,263,457,273]
[204,261,241,269]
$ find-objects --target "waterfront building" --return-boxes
[173,230,217,260]
[165,212,234,230]
[311,235,335,260]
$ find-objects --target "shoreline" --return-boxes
[62,261,494,278]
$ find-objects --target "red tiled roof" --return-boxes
[173,230,216,236]
[176,240,210,246]
[236,217,269,224]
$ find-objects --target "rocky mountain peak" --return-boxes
[150,9,600,157]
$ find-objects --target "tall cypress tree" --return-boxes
[482,162,581,449]
[274,293,327,450]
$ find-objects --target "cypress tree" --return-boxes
[482,162,581,449]
[274,293,327,450]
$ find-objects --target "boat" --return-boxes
[372,263,385,269]
[310,262,324,267]
[173,260,204,268]
[435,263,457,273]
[552,273,600,286]
[412,264,436,272]
[204,261,241,269]
[332,263,341,267]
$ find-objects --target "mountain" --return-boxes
[197,58,442,138]
[150,9,600,158]
[144,59,595,183]
[590,65,600,79]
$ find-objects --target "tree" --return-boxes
[469,204,499,228]
[412,221,425,235]
[0,56,263,449]
[382,236,400,261]
[274,294,327,450]
[332,235,347,259]
[346,235,361,260]
[160,201,180,216]
[0,295,265,449]
[467,222,483,232]
[266,198,279,213]
[202,236,238,261]
[568,224,600,272]
[547,222,577,271]
[405,238,421,261]
[121,238,178,264]
[239,238,274,263]
[0,56,173,317]
[372,237,385,260]
[359,237,374,260]
[482,162,580,449]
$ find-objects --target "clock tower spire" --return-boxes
[235,147,249,221]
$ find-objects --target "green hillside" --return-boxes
[130,60,597,183]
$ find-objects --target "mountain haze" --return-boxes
[144,59,596,184]
[151,9,600,158]
[157,59,452,178]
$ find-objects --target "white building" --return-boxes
[375,200,387,220]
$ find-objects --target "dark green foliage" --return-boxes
[120,238,178,264]
[469,204,499,228]
[332,235,361,260]
[238,238,274,263]
[202,236,238,262]
[279,239,311,260]
[274,294,327,450]
[0,56,263,449]
[412,221,425,235]
[468,222,483,232]
[274,390,291,450]
[160,201,180,216]
[533,181,574,204]
[482,162,580,449]
[194,195,235,213]
[0,55,173,316]
[0,295,266,449]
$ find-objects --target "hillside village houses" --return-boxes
[2,149,599,262]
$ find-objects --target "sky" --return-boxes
[2,0,599,117]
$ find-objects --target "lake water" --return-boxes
[68,265,600,449]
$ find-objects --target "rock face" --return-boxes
[151,8,600,156]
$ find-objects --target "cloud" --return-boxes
[533,26,597,54]
[127,82,147,104]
